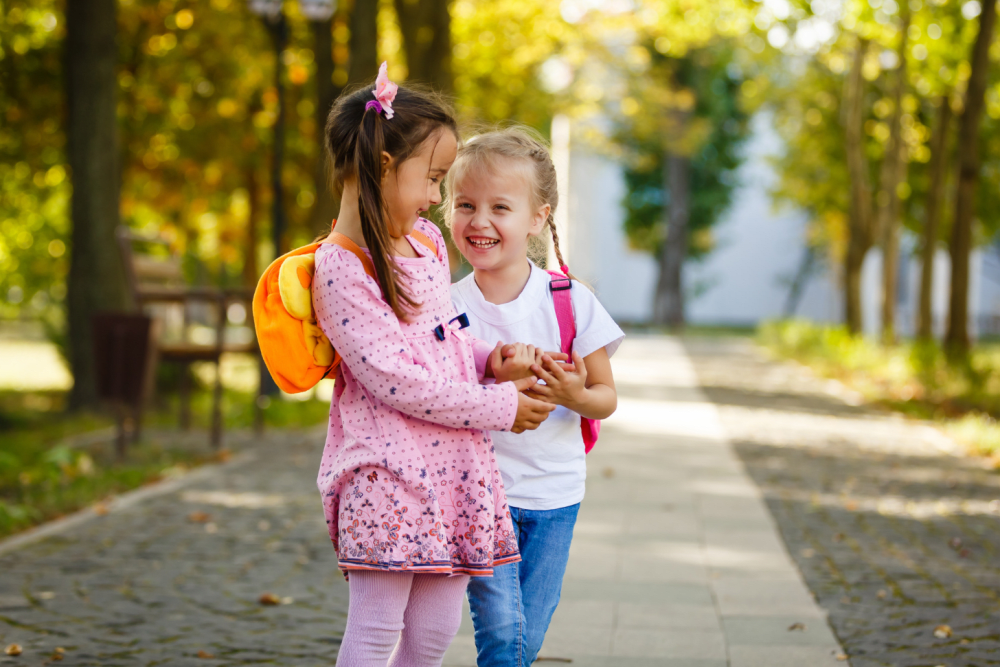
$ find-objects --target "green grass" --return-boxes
[758,320,1000,461]
[0,387,331,540]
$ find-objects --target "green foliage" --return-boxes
[0,385,330,538]
[618,45,751,259]
[0,1,69,324]
[759,319,1000,458]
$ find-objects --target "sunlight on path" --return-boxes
[444,335,848,667]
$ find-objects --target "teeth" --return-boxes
[468,238,499,249]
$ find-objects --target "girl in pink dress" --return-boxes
[312,64,555,666]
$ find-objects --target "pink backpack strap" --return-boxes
[547,270,575,355]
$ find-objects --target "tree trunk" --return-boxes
[394,0,454,93]
[917,95,952,340]
[243,165,261,289]
[310,17,341,235]
[348,0,379,85]
[946,0,996,355]
[877,12,910,344]
[65,0,130,410]
[842,35,873,334]
[653,152,689,328]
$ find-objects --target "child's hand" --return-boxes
[528,351,588,411]
[510,376,556,433]
[491,343,537,383]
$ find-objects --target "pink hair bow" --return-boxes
[369,61,398,119]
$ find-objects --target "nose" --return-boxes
[429,182,442,207]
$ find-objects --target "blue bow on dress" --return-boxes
[434,313,470,341]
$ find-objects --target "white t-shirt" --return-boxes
[451,262,625,510]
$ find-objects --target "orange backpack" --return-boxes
[252,223,437,394]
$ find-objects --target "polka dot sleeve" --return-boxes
[312,245,518,432]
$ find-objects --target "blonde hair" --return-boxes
[444,126,573,278]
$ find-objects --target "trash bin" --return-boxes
[92,312,153,458]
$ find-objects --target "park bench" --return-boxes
[115,226,261,448]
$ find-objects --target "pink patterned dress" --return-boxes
[312,219,521,576]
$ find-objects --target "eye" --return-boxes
[493,204,509,211]
[429,177,439,184]
[457,202,473,210]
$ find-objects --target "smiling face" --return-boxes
[382,129,458,237]
[449,158,550,273]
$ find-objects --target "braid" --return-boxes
[547,216,575,280]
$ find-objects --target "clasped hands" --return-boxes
[492,342,589,434]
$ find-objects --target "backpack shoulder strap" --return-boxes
[324,232,376,280]
[547,270,575,355]
[410,229,438,257]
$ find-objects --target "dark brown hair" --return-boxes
[325,83,457,318]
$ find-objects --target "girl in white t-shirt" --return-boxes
[447,127,624,667]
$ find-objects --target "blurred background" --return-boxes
[3,0,1000,537]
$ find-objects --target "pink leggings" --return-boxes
[335,570,470,667]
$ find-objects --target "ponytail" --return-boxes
[354,108,418,317]
[324,79,458,319]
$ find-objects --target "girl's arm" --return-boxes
[528,348,617,420]
[314,246,518,432]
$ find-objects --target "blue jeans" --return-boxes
[467,503,580,667]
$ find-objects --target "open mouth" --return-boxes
[467,237,499,249]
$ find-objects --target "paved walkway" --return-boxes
[21,334,980,666]
[444,336,845,666]
[686,337,1000,667]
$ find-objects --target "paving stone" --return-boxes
[686,336,1000,667]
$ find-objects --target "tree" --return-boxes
[347,0,378,85]
[946,0,997,355]
[617,47,750,328]
[916,95,952,340]
[842,35,873,334]
[308,8,339,236]
[877,9,910,344]
[395,0,453,93]
[65,0,130,409]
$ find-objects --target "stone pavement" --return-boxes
[685,336,1000,667]
[0,428,350,666]
[14,335,990,666]
[444,336,846,667]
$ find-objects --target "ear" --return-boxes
[530,203,551,235]
[381,151,395,179]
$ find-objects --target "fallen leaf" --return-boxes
[51,652,63,661]
[949,537,962,550]
[788,622,806,631]
[832,533,844,542]
[93,503,109,516]
[204,522,218,534]
[877,589,887,599]
[835,653,849,661]
[259,593,280,606]
[197,649,215,659]
[4,644,22,656]
[844,501,859,511]
[280,596,294,605]
[959,548,971,558]
[800,548,815,558]
[933,624,952,638]
[188,511,211,523]
[960,638,970,644]
[54,648,64,655]
[214,449,233,463]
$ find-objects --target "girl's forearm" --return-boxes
[565,384,617,420]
